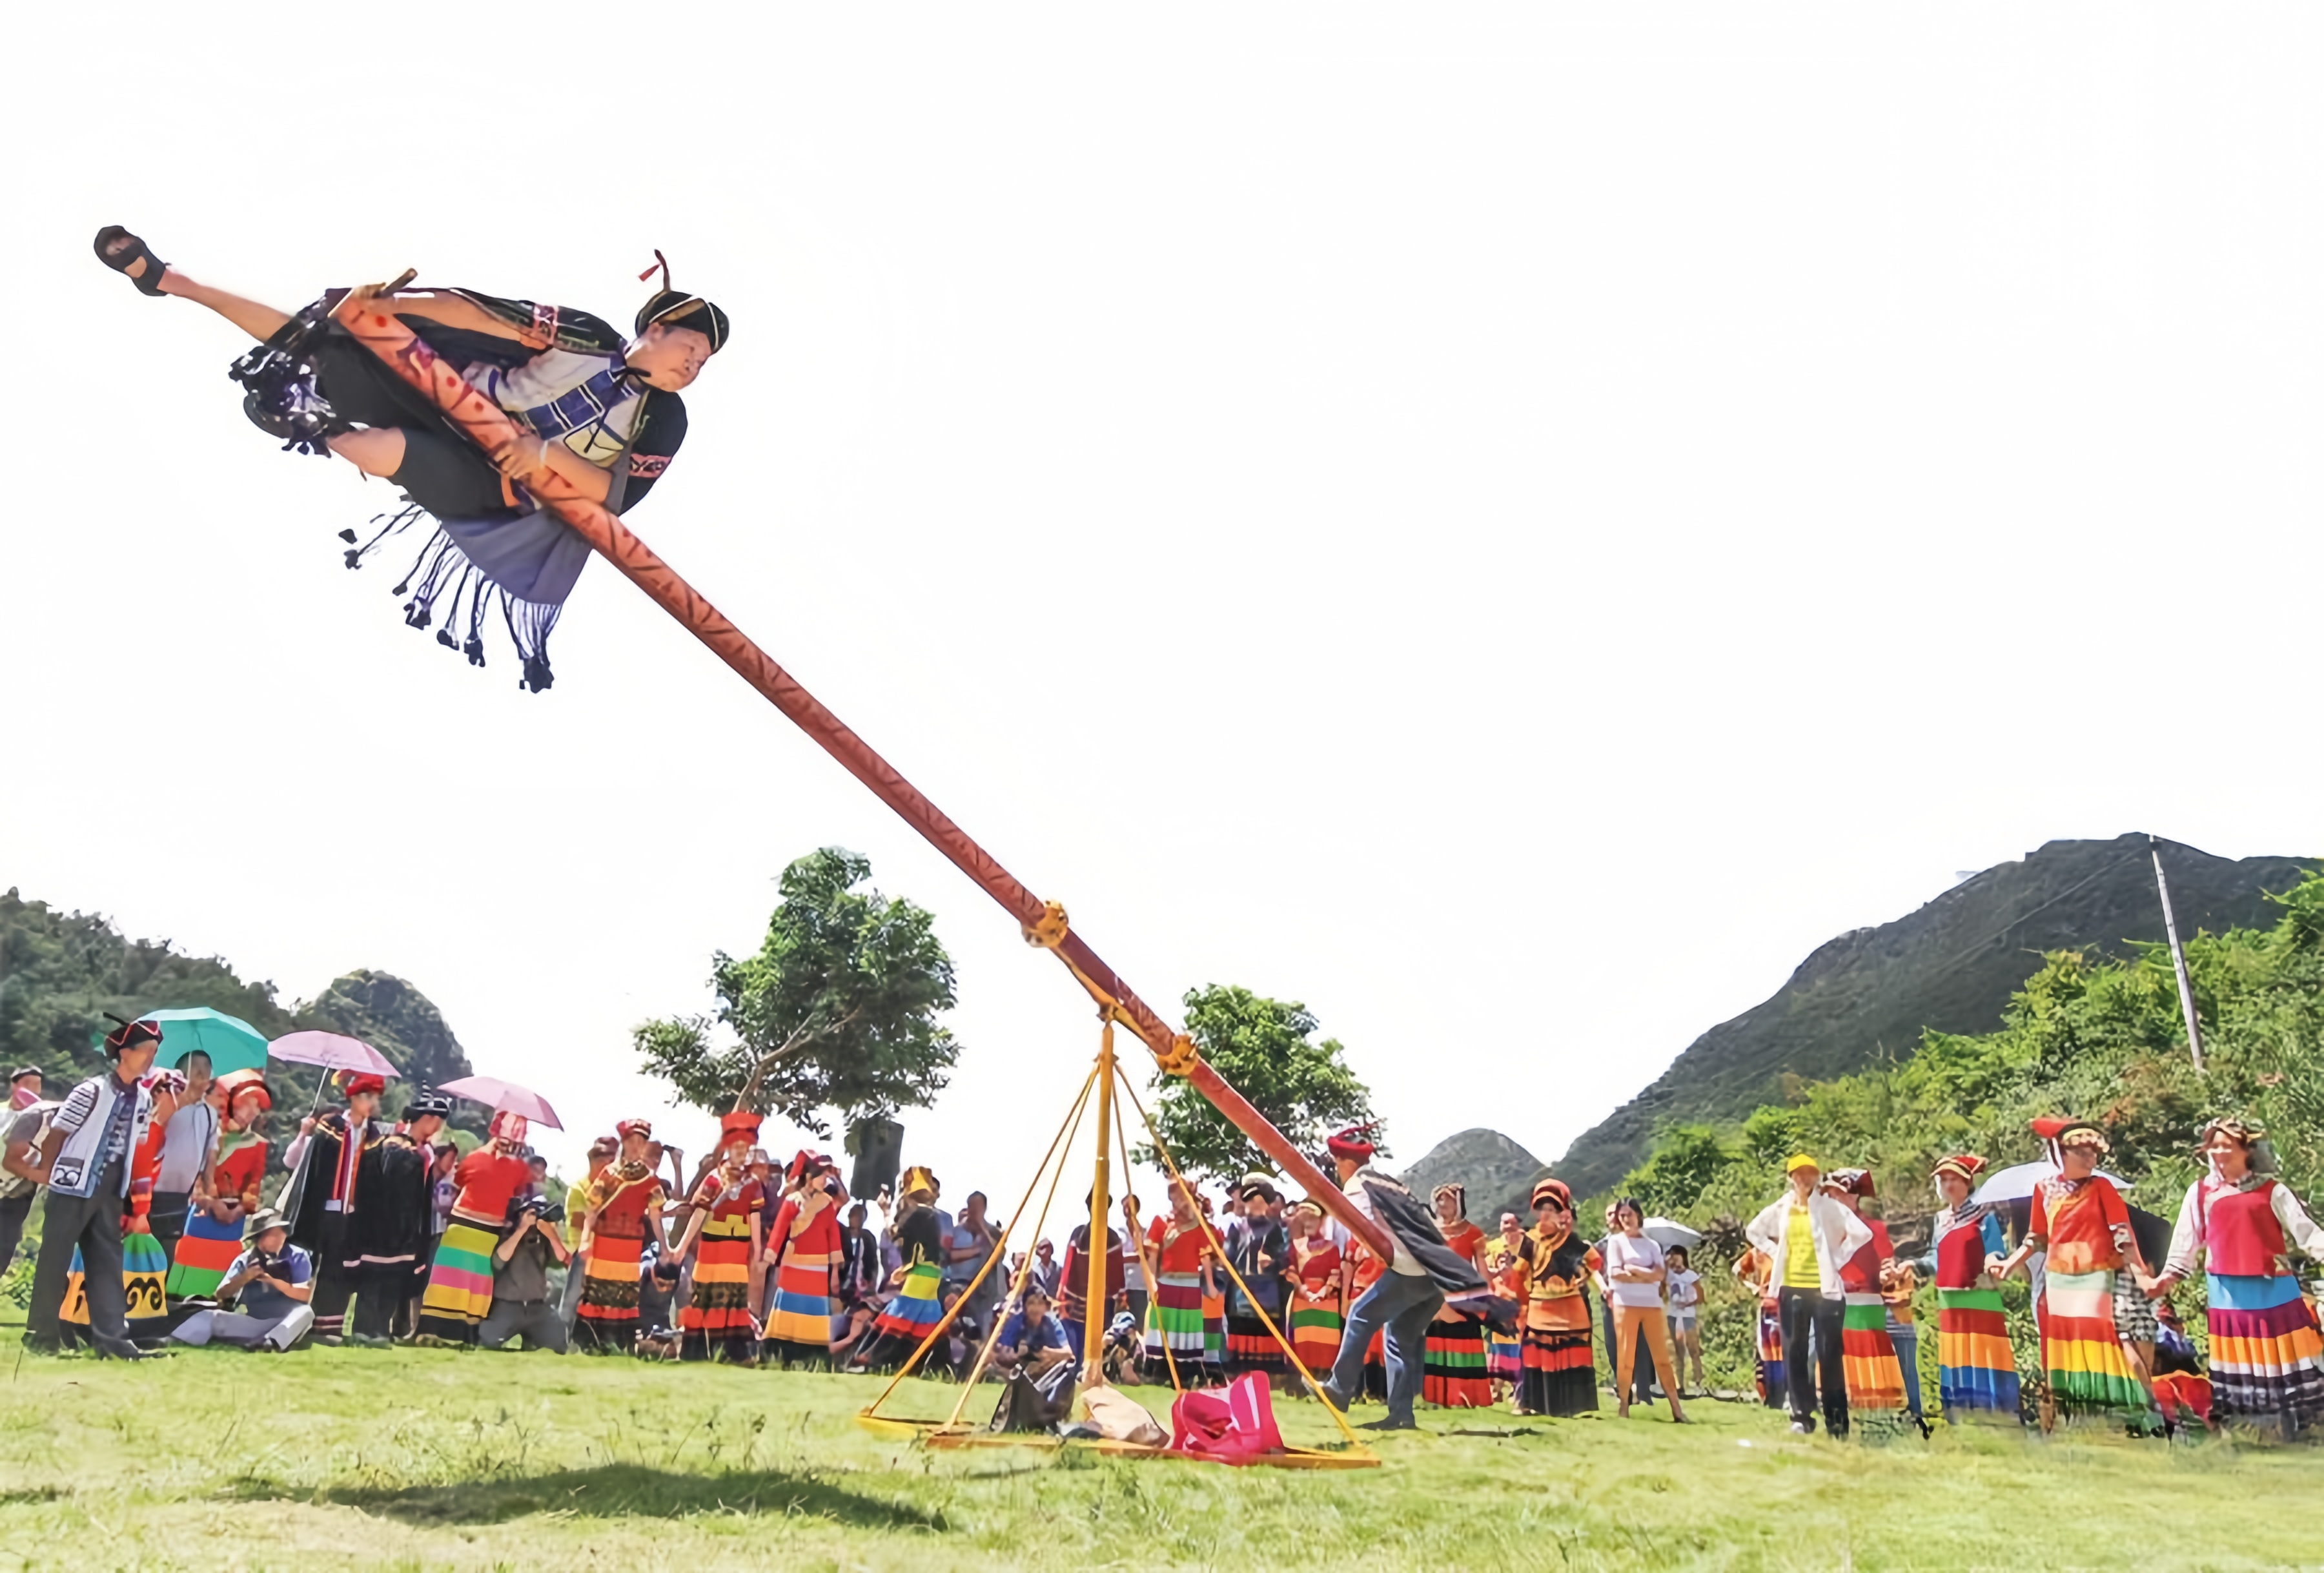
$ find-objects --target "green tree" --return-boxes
[1139,985,1376,1185]
[635,848,959,1134]
[1618,1122,1736,1215]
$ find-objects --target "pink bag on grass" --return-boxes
[1167,1371,1285,1465]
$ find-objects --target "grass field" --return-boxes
[0,1322,2317,1573]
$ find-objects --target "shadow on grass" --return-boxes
[233,1465,948,1532]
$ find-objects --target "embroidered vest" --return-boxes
[2201,1180,2287,1277]
[1934,1210,1991,1290]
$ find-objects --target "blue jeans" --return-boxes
[1323,1270,1442,1424]
[1890,1323,1922,1418]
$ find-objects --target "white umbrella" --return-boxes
[1642,1217,1702,1251]
[1970,1160,2130,1207]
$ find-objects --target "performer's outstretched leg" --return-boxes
[97,231,292,340]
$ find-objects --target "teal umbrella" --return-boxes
[92,1007,270,1074]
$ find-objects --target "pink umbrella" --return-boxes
[436,1074,563,1131]
[269,1031,401,1078]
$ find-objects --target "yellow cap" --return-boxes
[1784,1153,1820,1175]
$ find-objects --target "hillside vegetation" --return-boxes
[1607,867,2324,1390]
[0,888,480,1146]
[1555,836,2305,1198]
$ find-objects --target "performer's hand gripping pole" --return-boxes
[329,287,1396,1263]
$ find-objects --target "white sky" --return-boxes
[5,7,2319,1224]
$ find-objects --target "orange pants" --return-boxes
[1613,1302,1684,1408]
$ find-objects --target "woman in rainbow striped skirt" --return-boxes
[851,1166,951,1373]
[166,1076,272,1300]
[675,1113,766,1364]
[1822,1171,1908,1417]
[2141,1118,2324,1436]
[1285,1200,1346,1380]
[1140,1181,1219,1384]
[762,1150,844,1368]
[1994,1117,2157,1427]
[414,1111,534,1344]
[1925,1154,2019,1422]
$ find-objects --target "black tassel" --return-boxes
[362,507,562,694]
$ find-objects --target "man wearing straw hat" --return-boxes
[170,1208,316,1352]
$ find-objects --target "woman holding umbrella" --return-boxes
[167,1074,274,1301]
[2139,1118,2324,1435]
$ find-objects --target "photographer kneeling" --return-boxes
[989,1285,1080,1432]
[170,1209,314,1352]
[478,1194,571,1353]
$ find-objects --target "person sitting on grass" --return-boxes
[990,1285,1080,1432]
[172,1209,314,1353]
[991,1285,1077,1380]
[478,1193,572,1353]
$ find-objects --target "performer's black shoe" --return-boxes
[17,1337,63,1357]
[1356,1416,1420,1431]
[92,1337,152,1361]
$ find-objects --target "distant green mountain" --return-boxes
[1551,835,2308,1200]
[0,888,482,1149]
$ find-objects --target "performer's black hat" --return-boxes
[101,1014,162,1058]
[405,1091,454,1120]
[7,1066,39,1085]
[636,251,729,353]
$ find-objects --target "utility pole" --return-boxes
[2149,835,2206,1072]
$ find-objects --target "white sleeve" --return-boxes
[283,1133,311,1173]
[2162,1182,2205,1280]
[2274,1184,2324,1259]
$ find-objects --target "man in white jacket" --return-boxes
[1745,1154,1873,1437]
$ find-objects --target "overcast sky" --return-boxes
[5,7,2318,1217]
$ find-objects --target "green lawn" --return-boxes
[0,1322,2314,1572]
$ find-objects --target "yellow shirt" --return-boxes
[1782,1202,1821,1289]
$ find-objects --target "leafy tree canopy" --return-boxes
[1139,984,1376,1186]
[635,848,959,1135]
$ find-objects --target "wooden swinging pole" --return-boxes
[329,285,1395,1264]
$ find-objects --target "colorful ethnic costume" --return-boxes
[1518,1220,1600,1417]
[575,1159,667,1352]
[2160,1171,2324,1431]
[2028,1171,2150,1420]
[1288,1232,1346,1376]
[680,1162,766,1364]
[1836,1216,1907,1414]
[66,1100,172,1347]
[1732,1246,1784,1407]
[1141,1213,1215,1383]
[1930,1191,2018,1419]
[415,1131,533,1344]
[1220,1211,1290,1376]
[1422,1211,1494,1408]
[763,1158,844,1368]
[856,1202,948,1372]
[1480,1233,1527,1386]
[284,1095,394,1340]
[214,263,727,691]
[167,1126,267,1299]
[358,1118,442,1337]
